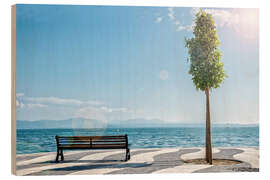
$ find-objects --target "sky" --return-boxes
[16,5,259,125]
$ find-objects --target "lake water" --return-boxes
[16,127,259,154]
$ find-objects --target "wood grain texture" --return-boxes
[11,4,16,175]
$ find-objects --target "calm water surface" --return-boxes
[17,127,259,154]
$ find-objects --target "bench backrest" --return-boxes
[56,135,128,148]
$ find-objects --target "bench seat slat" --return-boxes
[59,137,125,141]
[59,140,126,143]
[59,135,125,137]
[58,136,126,139]
[59,144,126,148]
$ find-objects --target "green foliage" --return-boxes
[185,9,226,91]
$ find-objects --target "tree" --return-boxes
[185,9,226,164]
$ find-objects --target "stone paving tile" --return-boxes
[29,162,151,175]
[181,148,220,161]
[103,149,159,161]
[17,153,46,162]
[233,148,259,168]
[213,148,244,159]
[193,162,253,173]
[155,164,213,173]
[193,148,252,173]
[107,148,200,174]
[154,148,200,164]
[15,147,259,175]
[17,151,121,175]
[27,149,158,175]
[17,150,107,170]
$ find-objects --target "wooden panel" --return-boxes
[59,143,126,148]
[11,4,17,175]
[59,140,126,143]
[56,135,128,150]
[58,135,126,139]
[91,144,126,148]
[91,140,126,143]
[59,144,90,148]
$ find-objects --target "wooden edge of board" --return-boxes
[11,4,17,175]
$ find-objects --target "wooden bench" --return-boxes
[55,134,130,162]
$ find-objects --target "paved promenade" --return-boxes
[16,147,259,175]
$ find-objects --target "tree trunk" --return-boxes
[205,87,212,164]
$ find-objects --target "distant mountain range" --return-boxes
[17,118,168,129]
[16,118,259,129]
[17,118,105,129]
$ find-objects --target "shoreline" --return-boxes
[16,145,259,155]
[16,125,260,131]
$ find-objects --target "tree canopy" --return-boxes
[185,10,226,91]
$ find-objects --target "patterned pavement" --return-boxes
[15,147,259,175]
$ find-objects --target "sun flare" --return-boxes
[236,9,259,40]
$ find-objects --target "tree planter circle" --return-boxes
[184,159,242,165]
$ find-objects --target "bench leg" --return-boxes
[56,148,60,162]
[60,149,64,161]
[125,148,130,161]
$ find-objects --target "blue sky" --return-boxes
[16,5,259,125]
